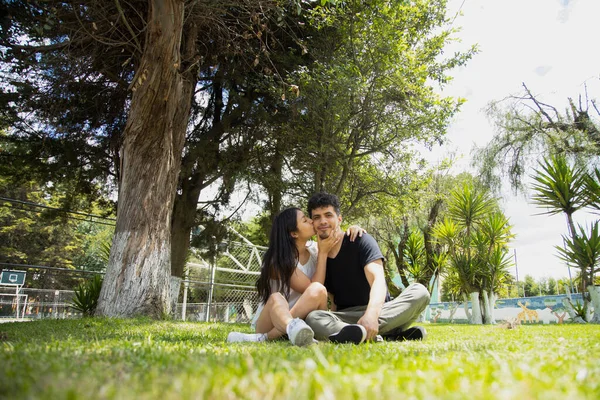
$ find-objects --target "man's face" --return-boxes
[310,205,342,239]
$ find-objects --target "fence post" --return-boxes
[206,261,216,322]
[53,290,59,319]
[182,268,189,321]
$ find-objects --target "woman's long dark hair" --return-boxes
[256,208,301,304]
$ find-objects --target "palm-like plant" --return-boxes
[448,182,497,234]
[434,182,512,324]
[480,212,514,249]
[404,230,428,283]
[556,222,600,293]
[485,246,513,292]
[531,155,587,237]
[531,155,600,323]
[440,269,463,299]
[584,166,600,215]
[70,274,104,316]
[432,217,459,253]
[478,212,514,293]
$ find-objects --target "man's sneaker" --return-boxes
[328,324,367,344]
[286,318,315,347]
[385,326,427,341]
[227,332,268,343]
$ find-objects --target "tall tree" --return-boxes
[475,82,600,192]
[1,0,474,316]
[1,0,297,317]
[531,155,600,322]
[284,0,474,213]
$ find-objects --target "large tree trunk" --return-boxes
[97,0,186,318]
[170,195,197,278]
[169,16,200,278]
[169,188,201,314]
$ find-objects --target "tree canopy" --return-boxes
[475,82,600,192]
[1,0,475,316]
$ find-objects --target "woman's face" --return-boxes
[293,210,316,240]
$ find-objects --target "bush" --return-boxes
[69,274,103,316]
[571,300,588,321]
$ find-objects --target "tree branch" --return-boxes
[114,0,143,54]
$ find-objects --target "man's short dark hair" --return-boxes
[307,192,341,217]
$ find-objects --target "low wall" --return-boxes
[428,294,584,324]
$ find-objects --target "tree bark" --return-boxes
[448,302,459,323]
[97,0,186,318]
[481,289,496,324]
[394,217,411,288]
[423,198,443,281]
[470,291,482,324]
[489,291,497,324]
[169,19,200,281]
[170,195,198,275]
[462,293,471,323]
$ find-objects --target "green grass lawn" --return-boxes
[1,319,599,399]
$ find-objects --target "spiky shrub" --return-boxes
[70,275,103,316]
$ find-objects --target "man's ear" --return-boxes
[337,214,343,228]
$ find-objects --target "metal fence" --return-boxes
[0,287,82,319]
[0,237,265,323]
[180,239,264,323]
[0,263,95,320]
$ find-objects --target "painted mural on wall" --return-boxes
[429,294,584,324]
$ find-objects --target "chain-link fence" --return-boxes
[0,237,265,323]
[0,263,95,320]
[0,287,81,319]
[178,240,264,323]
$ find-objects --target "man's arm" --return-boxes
[357,259,386,340]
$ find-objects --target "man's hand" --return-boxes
[357,312,379,341]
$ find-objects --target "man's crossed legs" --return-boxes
[305,283,431,344]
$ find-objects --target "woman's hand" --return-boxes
[346,225,366,242]
[317,229,341,256]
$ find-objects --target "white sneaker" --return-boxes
[286,318,315,347]
[227,332,267,343]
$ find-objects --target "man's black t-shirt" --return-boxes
[324,233,388,310]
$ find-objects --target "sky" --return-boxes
[431,0,600,280]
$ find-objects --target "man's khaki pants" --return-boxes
[305,283,430,340]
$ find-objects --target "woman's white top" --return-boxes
[251,241,318,328]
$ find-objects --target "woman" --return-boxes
[227,207,362,346]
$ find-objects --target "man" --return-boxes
[306,192,430,344]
